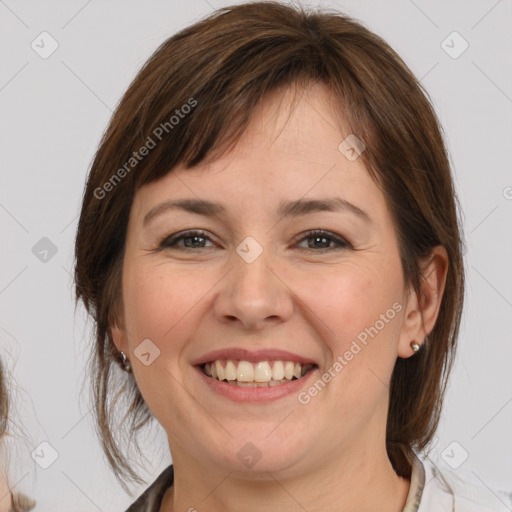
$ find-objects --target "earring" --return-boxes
[410,340,421,353]
[118,351,132,372]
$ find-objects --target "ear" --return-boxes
[398,246,449,358]
[111,323,127,354]
[110,301,128,354]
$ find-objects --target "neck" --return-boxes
[160,439,410,512]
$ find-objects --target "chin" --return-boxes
[197,427,313,477]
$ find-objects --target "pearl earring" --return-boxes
[410,340,421,353]
[118,351,132,372]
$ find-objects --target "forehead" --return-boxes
[130,82,387,225]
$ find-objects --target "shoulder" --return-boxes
[417,455,512,512]
[124,465,174,512]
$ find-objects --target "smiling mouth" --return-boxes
[201,359,317,387]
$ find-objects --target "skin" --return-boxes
[112,81,448,512]
[0,479,13,512]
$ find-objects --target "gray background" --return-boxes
[0,0,511,510]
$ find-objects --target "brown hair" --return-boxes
[0,358,7,439]
[74,0,464,487]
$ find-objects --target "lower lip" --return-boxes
[194,365,318,403]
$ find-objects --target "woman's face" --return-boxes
[113,82,421,478]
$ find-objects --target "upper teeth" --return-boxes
[203,360,313,382]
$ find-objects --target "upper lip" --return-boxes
[191,348,318,366]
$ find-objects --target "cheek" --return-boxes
[121,264,211,426]
[300,259,404,399]
[123,269,173,343]
[122,263,219,350]
[298,260,402,344]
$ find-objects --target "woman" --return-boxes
[0,358,35,512]
[74,2,512,511]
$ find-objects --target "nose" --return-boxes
[213,247,294,331]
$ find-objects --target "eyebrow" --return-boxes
[143,197,372,226]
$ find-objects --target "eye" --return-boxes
[295,230,351,251]
[158,229,351,252]
[159,230,216,250]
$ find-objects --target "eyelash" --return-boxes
[158,229,351,252]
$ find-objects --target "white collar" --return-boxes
[404,451,512,512]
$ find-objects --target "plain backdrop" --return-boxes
[0,0,511,510]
